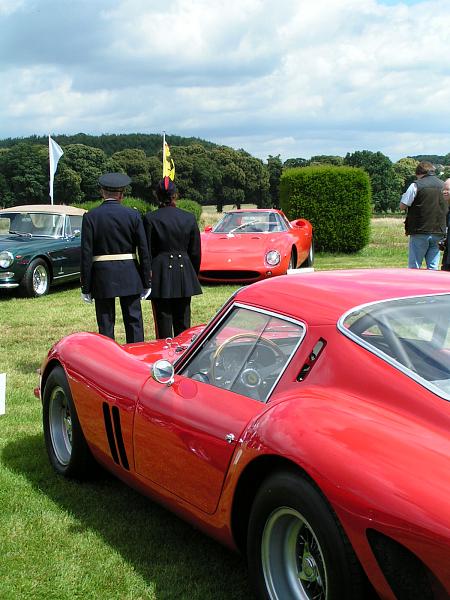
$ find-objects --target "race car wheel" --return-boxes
[20,258,50,297]
[43,365,94,478]
[288,250,296,270]
[300,239,314,269]
[247,471,364,600]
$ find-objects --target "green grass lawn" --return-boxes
[0,217,410,599]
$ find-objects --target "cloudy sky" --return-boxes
[0,0,449,162]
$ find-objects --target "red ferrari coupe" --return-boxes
[199,208,313,283]
[38,269,450,600]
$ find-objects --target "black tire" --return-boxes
[43,365,94,478]
[20,258,50,297]
[247,471,365,600]
[300,239,314,269]
[288,250,296,270]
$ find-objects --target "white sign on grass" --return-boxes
[0,373,5,415]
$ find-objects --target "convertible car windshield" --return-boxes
[0,212,66,237]
[213,211,288,234]
[341,294,450,398]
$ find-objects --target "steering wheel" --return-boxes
[211,333,285,394]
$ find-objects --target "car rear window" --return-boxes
[340,294,450,399]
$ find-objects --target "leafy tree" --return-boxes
[111,149,153,201]
[344,150,401,213]
[310,155,344,166]
[283,157,309,169]
[61,144,116,201]
[267,155,283,208]
[54,165,83,205]
[393,157,418,194]
[0,143,48,205]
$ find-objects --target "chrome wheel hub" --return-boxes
[33,265,48,295]
[49,385,72,466]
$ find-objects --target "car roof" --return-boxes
[0,204,86,216]
[236,269,450,325]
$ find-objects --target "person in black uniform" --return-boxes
[80,172,151,343]
[143,177,202,339]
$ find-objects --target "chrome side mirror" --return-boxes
[152,359,175,386]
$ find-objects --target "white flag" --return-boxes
[49,136,64,204]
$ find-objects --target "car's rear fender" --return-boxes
[226,392,450,596]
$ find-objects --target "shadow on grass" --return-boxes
[2,434,254,600]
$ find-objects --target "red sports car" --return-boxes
[199,208,313,283]
[38,269,450,600]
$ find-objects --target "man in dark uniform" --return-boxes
[143,177,202,339]
[80,172,151,343]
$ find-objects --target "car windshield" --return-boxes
[182,305,304,402]
[340,294,450,399]
[213,211,286,233]
[0,212,65,237]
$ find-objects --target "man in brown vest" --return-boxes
[399,161,446,269]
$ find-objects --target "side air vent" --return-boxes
[297,338,326,381]
[102,402,129,470]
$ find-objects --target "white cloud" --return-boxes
[0,0,449,160]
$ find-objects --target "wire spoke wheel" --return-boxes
[33,264,49,295]
[261,507,327,600]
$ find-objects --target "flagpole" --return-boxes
[48,135,54,205]
[162,131,166,179]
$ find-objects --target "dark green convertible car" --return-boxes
[0,205,86,297]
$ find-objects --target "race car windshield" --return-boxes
[213,212,285,233]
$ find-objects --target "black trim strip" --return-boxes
[111,405,130,470]
[102,402,120,465]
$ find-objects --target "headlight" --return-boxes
[265,250,280,266]
[0,251,14,269]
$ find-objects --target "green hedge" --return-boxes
[177,199,202,224]
[73,196,201,223]
[280,166,371,252]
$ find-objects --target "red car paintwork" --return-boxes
[199,208,313,283]
[38,269,450,599]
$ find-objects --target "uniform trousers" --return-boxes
[95,295,144,343]
[151,297,191,339]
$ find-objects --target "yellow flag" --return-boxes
[163,141,175,180]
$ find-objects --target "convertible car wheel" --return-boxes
[247,471,364,600]
[20,258,50,297]
[43,366,94,478]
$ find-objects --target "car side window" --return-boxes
[68,215,82,236]
[181,306,304,402]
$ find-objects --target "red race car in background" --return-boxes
[199,208,313,284]
[38,269,450,600]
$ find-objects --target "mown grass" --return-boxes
[0,215,408,599]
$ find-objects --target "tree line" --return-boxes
[1,133,449,213]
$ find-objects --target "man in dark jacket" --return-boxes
[80,173,151,343]
[400,161,446,269]
[440,178,450,271]
[143,177,202,339]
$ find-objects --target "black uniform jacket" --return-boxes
[143,205,202,299]
[80,200,151,299]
